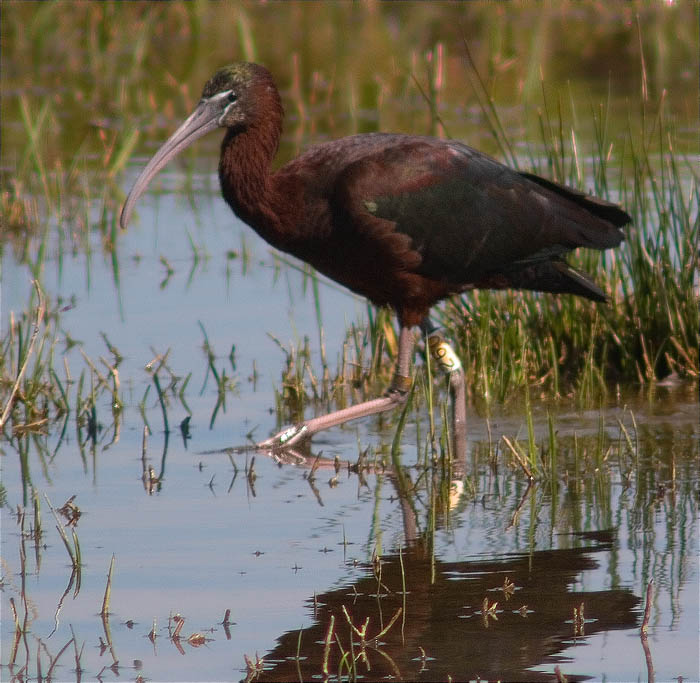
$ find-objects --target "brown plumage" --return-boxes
[121,62,631,448]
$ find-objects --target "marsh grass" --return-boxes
[432,35,698,401]
[0,3,697,514]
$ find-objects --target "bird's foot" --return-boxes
[256,372,412,451]
[256,423,310,451]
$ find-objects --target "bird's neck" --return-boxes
[218,108,294,248]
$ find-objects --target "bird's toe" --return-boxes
[256,423,310,450]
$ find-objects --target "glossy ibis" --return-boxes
[121,62,630,449]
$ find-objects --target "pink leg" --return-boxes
[256,326,415,450]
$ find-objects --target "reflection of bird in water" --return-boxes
[257,540,639,682]
[121,63,629,449]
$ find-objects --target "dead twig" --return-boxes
[502,435,534,481]
[640,578,654,634]
[0,280,45,430]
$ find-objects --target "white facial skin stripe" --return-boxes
[210,89,234,102]
[210,90,237,124]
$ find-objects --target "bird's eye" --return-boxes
[227,91,237,103]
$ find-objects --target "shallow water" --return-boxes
[2,5,699,681]
[2,187,698,680]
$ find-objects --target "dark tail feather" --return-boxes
[503,260,609,302]
[519,171,630,247]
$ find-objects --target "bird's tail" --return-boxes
[519,171,629,249]
[503,260,610,302]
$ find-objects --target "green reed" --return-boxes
[436,81,698,399]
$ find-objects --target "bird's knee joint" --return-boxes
[387,373,412,402]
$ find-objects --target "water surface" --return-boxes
[2,4,698,681]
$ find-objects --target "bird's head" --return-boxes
[120,62,277,230]
[200,63,275,127]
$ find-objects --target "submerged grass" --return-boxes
[1,380,696,679]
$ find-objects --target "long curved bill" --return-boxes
[120,97,223,229]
